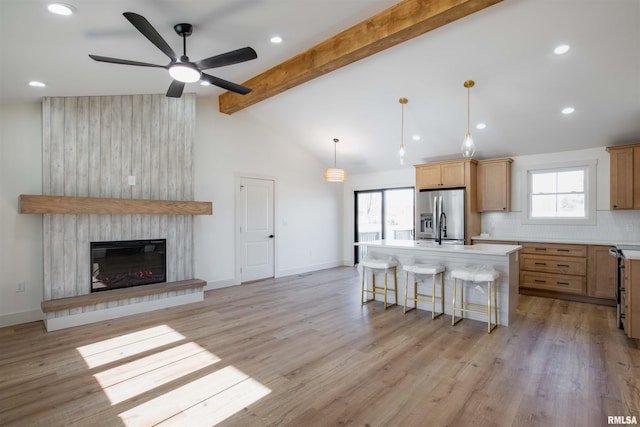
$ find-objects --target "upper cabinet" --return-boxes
[607,142,640,210]
[415,160,467,190]
[477,158,513,212]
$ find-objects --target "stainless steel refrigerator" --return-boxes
[415,188,465,243]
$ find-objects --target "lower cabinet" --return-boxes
[518,242,616,305]
[519,242,587,295]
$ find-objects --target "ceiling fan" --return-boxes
[89,12,257,98]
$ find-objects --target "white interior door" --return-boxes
[240,177,274,282]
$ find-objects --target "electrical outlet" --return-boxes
[16,282,25,292]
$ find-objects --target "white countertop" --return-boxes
[623,250,640,260]
[472,235,640,247]
[356,239,522,256]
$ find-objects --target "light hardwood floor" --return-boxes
[1,266,638,426]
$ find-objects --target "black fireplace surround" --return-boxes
[91,239,166,292]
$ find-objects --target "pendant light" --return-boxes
[399,97,408,165]
[461,80,476,158]
[324,138,347,182]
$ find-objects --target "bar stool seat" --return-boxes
[402,264,445,318]
[450,265,500,333]
[360,257,398,309]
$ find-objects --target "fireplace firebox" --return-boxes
[91,239,166,292]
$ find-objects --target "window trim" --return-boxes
[521,159,597,225]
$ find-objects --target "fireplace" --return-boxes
[91,239,166,292]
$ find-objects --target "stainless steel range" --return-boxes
[610,244,640,330]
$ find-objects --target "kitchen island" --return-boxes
[356,240,522,326]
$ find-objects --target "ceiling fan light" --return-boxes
[169,63,201,83]
[324,168,347,182]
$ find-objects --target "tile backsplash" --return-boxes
[481,210,640,243]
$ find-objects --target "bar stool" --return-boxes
[360,257,398,309]
[450,265,500,333]
[402,263,445,319]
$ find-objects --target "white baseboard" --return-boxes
[43,291,204,332]
[0,309,44,329]
[203,277,240,291]
[276,260,344,278]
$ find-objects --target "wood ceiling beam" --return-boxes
[219,0,502,114]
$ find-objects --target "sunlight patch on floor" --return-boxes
[77,325,186,368]
[93,342,220,404]
[76,325,271,425]
[118,365,271,426]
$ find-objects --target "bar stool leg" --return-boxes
[487,281,492,333]
[403,271,410,313]
[393,267,398,306]
[494,279,498,327]
[383,268,388,309]
[451,278,457,326]
[439,272,445,315]
[361,267,366,304]
[431,273,436,319]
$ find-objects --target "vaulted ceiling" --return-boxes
[1,0,639,174]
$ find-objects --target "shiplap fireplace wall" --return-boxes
[41,93,200,327]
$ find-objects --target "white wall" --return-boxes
[0,96,345,326]
[0,101,44,326]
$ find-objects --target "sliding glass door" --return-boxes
[354,187,414,263]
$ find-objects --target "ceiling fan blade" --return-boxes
[89,54,167,68]
[123,12,177,61]
[166,80,185,98]
[201,73,252,95]
[194,47,257,70]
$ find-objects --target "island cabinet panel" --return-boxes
[519,242,587,295]
[477,158,512,212]
[586,245,617,300]
[607,142,640,210]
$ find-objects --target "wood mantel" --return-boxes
[19,195,212,215]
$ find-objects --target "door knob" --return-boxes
[268,234,274,238]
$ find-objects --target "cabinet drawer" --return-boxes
[520,242,587,257]
[520,271,585,294]
[521,254,587,275]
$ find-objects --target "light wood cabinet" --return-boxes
[415,160,466,190]
[477,158,512,212]
[519,242,587,295]
[586,245,617,300]
[622,257,640,339]
[415,159,479,244]
[607,142,640,210]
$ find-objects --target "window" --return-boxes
[522,160,596,225]
[354,187,414,263]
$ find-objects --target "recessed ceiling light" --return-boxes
[29,81,46,88]
[562,107,575,114]
[412,135,421,141]
[47,3,75,16]
[476,123,487,130]
[270,36,283,44]
[554,44,570,55]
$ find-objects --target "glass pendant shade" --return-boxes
[461,132,475,158]
[461,80,476,158]
[324,138,346,182]
[169,63,201,83]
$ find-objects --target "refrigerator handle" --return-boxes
[433,196,438,237]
